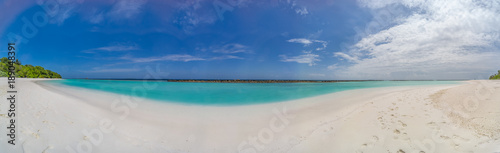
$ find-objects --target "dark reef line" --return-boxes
[164,79,371,83]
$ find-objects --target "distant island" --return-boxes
[490,70,500,80]
[0,57,62,78]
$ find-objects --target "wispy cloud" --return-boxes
[327,64,338,70]
[108,0,146,20]
[285,0,311,16]
[121,54,206,63]
[295,7,308,15]
[210,55,244,60]
[334,0,500,79]
[288,38,313,45]
[333,52,359,63]
[78,0,146,24]
[83,68,141,73]
[83,45,140,53]
[120,54,244,63]
[87,10,104,24]
[55,5,76,25]
[173,0,220,33]
[288,38,327,50]
[280,54,320,66]
[45,0,82,25]
[211,43,252,54]
[281,38,326,66]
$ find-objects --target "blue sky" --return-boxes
[1,0,500,80]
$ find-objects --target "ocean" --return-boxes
[43,79,460,105]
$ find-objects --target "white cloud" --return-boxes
[44,0,82,25]
[55,5,75,24]
[356,0,400,9]
[295,7,308,15]
[327,64,338,70]
[280,54,320,66]
[123,54,206,63]
[83,45,139,53]
[173,10,217,31]
[96,45,139,51]
[282,38,327,66]
[77,0,145,24]
[212,43,252,54]
[314,40,328,51]
[48,0,145,25]
[108,0,146,20]
[334,52,359,62]
[334,0,500,80]
[120,54,244,63]
[288,38,328,50]
[288,38,313,45]
[210,55,244,60]
[85,8,105,24]
[84,68,140,73]
[172,0,228,33]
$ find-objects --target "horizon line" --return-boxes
[60,78,471,81]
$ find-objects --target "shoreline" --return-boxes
[35,79,464,106]
[1,78,499,152]
[57,78,468,83]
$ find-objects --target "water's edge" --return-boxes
[40,79,461,106]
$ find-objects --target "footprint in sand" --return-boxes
[359,135,380,150]
[393,129,402,139]
[393,121,410,139]
[377,115,388,129]
[398,120,407,127]
[394,129,401,134]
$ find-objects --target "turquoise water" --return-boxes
[43,79,460,105]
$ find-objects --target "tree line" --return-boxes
[0,57,62,78]
[489,70,500,80]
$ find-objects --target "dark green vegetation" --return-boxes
[0,57,62,78]
[489,70,500,80]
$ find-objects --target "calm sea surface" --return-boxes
[43,79,460,105]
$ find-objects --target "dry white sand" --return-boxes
[0,78,499,153]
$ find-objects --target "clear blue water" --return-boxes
[43,79,460,105]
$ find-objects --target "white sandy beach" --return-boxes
[1,78,500,153]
